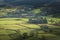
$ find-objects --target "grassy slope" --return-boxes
[0,18,60,40]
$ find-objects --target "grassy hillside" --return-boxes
[0,8,17,16]
[0,18,60,40]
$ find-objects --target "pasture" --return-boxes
[0,18,60,40]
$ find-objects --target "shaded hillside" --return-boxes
[0,0,55,7]
[0,0,60,17]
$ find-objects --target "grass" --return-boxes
[0,18,60,40]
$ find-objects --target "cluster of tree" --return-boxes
[8,30,47,40]
[28,17,48,24]
[40,25,53,33]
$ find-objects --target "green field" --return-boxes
[0,18,60,40]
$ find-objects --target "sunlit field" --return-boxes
[0,18,60,40]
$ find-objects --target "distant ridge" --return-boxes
[0,0,57,7]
